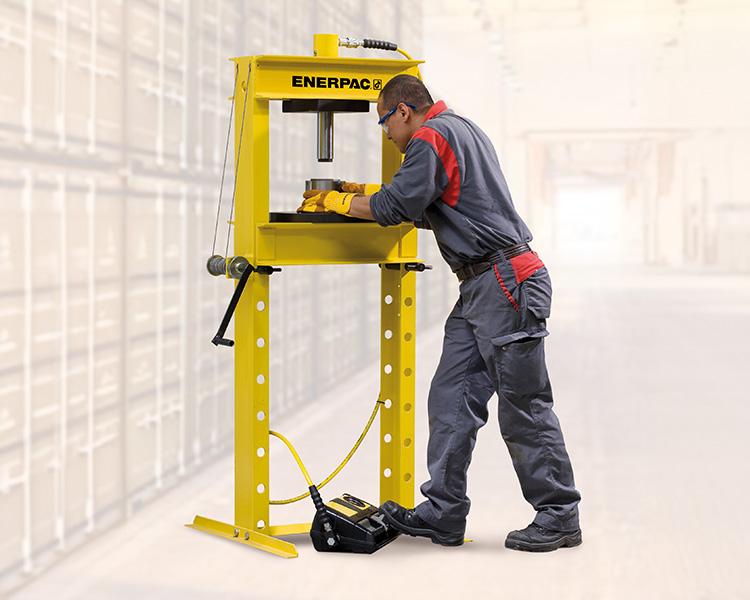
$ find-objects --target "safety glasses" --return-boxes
[377,102,416,133]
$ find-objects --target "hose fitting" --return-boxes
[339,36,364,48]
[339,37,398,52]
[309,485,339,548]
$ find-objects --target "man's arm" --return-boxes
[366,139,447,226]
[346,194,431,229]
[347,194,375,220]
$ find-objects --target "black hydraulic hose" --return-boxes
[362,38,398,51]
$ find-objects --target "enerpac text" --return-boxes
[291,75,383,90]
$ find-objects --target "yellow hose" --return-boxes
[396,47,413,60]
[269,398,385,505]
[268,430,314,486]
[397,47,423,81]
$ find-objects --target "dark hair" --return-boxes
[378,74,434,113]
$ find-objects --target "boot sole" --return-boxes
[504,530,582,552]
[380,511,464,547]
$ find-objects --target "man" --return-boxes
[298,75,581,552]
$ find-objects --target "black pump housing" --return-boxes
[310,493,400,553]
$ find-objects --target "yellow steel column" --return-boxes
[379,265,417,506]
[190,57,295,558]
[378,129,416,507]
[233,57,271,533]
[233,272,270,531]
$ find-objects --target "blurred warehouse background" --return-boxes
[1,0,749,596]
[0,0,440,592]
[427,0,750,270]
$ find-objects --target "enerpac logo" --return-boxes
[291,75,383,90]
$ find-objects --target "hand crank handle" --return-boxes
[211,264,253,347]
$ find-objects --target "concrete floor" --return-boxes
[11,264,750,600]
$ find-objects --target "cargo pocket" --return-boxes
[491,328,549,399]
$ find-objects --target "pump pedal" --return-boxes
[310,493,400,553]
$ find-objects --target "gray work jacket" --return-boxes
[369,101,532,271]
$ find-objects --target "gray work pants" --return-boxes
[414,258,581,532]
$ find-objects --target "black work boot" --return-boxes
[504,522,582,552]
[380,501,464,546]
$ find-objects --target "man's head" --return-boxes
[376,75,434,153]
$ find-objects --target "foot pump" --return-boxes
[309,489,400,553]
[269,423,401,554]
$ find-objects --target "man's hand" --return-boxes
[296,190,356,215]
[295,181,382,216]
[340,181,382,195]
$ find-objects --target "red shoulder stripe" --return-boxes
[412,127,460,208]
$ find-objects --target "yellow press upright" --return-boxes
[187,34,425,558]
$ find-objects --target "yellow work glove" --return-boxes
[340,181,382,195]
[296,190,356,215]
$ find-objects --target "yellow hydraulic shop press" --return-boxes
[187,34,431,558]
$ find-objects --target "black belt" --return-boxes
[454,243,532,282]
